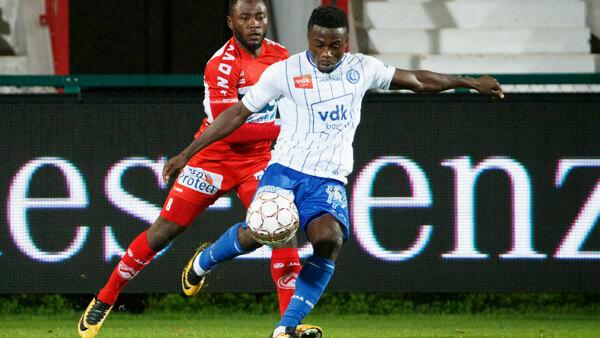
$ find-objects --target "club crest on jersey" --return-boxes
[177,165,223,195]
[293,74,313,89]
[346,69,360,84]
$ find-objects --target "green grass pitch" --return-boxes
[2,312,600,337]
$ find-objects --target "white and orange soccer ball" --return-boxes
[245,192,299,246]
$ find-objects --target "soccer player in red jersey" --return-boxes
[78,1,300,336]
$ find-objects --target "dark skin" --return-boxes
[228,0,268,58]
[143,0,296,252]
[163,25,505,261]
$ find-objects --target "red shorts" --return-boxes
[159,153,270,226]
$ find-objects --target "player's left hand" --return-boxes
[162,154,187,184]
[474,75,504,99]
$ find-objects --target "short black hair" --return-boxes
[229,0,267,15]
[307,5,349,32]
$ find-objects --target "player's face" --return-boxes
[228,0,268,53]
[307,25,348,73]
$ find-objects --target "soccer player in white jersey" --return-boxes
[164,5,504,338]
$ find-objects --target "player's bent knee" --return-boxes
[306,214,344,260]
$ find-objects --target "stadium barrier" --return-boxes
[0,75,599,294]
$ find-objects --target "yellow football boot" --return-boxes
[181,242,211,296]
[77,297,113,337]
[272,324,323,337]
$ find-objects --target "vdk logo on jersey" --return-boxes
[177,165,223,195]
[311,94,354,133]
[318,105,348,123]
[293,74,313,89]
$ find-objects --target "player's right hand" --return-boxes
[162,154,187,184]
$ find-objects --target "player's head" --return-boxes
[228,0,268,53]
[307,5,349,73]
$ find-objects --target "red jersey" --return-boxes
[194,37,288,160]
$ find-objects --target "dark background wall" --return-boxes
[70,0,230,74]
[1,93,600,293]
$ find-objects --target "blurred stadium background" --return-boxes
[1,0,600,337]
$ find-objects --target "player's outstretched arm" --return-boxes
[162,101,253,184]
[389,69,504,99]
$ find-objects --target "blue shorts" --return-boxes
[254,163,350,241]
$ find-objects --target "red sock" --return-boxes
[270,248,301,316]
[97,230,157,305]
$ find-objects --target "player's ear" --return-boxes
[344,31,349,49]
[227,15,233,30]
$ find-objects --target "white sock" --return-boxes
[192,252,209,277]
[272,326,287,337]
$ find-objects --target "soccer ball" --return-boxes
[246,192,299,246]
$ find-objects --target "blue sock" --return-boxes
[278,255,335,328]
[199,222,252,271]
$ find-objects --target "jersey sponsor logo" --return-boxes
[216,44,236,96]
[311,94,354,133]
[346,69,360,84]
[293,74,313,89]
[177,165,223,196]
[318,105,348,122]
[318,75,342,83]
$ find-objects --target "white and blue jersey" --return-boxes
[242,51,395,237]
[242,51,395,184]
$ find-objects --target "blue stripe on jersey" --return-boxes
[327,73,334,99]
[285,58,300,141]
[330,55,365,176]
[311,66,322,102]
[299,54,311,141]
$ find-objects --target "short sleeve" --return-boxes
[242,61,285,113]
[363,55,395,90]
